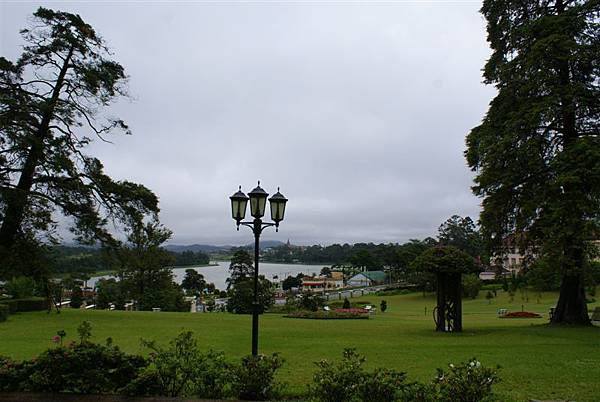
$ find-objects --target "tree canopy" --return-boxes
[0,8,158,278]
[466,0,600,324]
[227,249,253,289]
[411,246,478,276]
[437,215,483,259]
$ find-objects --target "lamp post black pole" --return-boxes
[251,217,261,356]
[230,182,287,357]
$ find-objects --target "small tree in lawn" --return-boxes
[412,246,478,332]
[227,249,253,289]
[227,276,274,314]
[342,297,351,309]
[181,269,207,296]
[69,286,83,309]
[380,300,387,312]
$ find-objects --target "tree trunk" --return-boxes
[552,272,591,325]
[550,0,591,325]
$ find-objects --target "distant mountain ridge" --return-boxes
[164,244,231,253]
[164,240,285,253]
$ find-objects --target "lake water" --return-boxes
[88,261,326,291]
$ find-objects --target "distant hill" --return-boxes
[164,240,285,253]
[164,244,231,253]
[250,240,285,249]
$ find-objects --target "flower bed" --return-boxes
[334,308,369,314]
[284,310,369,319]
[499,311,542,318]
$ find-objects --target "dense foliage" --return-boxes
[230,353,284,401]
[0,323,147,393]
[411,247,478,275]
[172,250,210,267]
[227,276,274,314]
[310,349,407,402]
[136,331,231,398]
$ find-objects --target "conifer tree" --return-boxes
[466,0,600,324]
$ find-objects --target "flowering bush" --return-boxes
[310,349,407,402]
[0,356,27,391]
[433,358,500,402]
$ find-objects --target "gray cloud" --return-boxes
[1,1,494,246]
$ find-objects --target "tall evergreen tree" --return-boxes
[0,8,158,276]
[437,215,483,259]
[466,0,600,324]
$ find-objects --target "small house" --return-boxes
[347,271,386,287]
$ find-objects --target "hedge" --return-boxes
[0,297,48,313]
[0,300,17,314]
[0,304,8,322]
[14,297,48,312]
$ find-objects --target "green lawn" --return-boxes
[1,290,599,401]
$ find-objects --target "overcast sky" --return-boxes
[1,1,495,246]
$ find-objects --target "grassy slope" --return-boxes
[0,290,598,401]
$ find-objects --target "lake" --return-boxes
[89,261,327,291]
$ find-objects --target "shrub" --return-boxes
[380,300,388,312]
[0,305,8,322]
[310,349,407,402]
[434,358,500,402]
[0,323,147,394]
[342,297,351,309]
[194,350,232,399]
[298,292,325,312]
[462,274,482,299]
[24,342,147,393]
[4,276,36,299]
[70,287,83,309]
[230,353,284,401]
[399,383,439,402]
[140,331,204,397]
[139,330,231,399]
[359,367,406,402]
[0,356,29,391]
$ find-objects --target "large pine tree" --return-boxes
[0,8,158,277]
[466,0,600,324]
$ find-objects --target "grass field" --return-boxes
[1,289,599,401]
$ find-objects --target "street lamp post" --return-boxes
[230,181,287,356]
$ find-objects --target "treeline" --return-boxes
[48,246,210,275]
[263,215,483,270]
